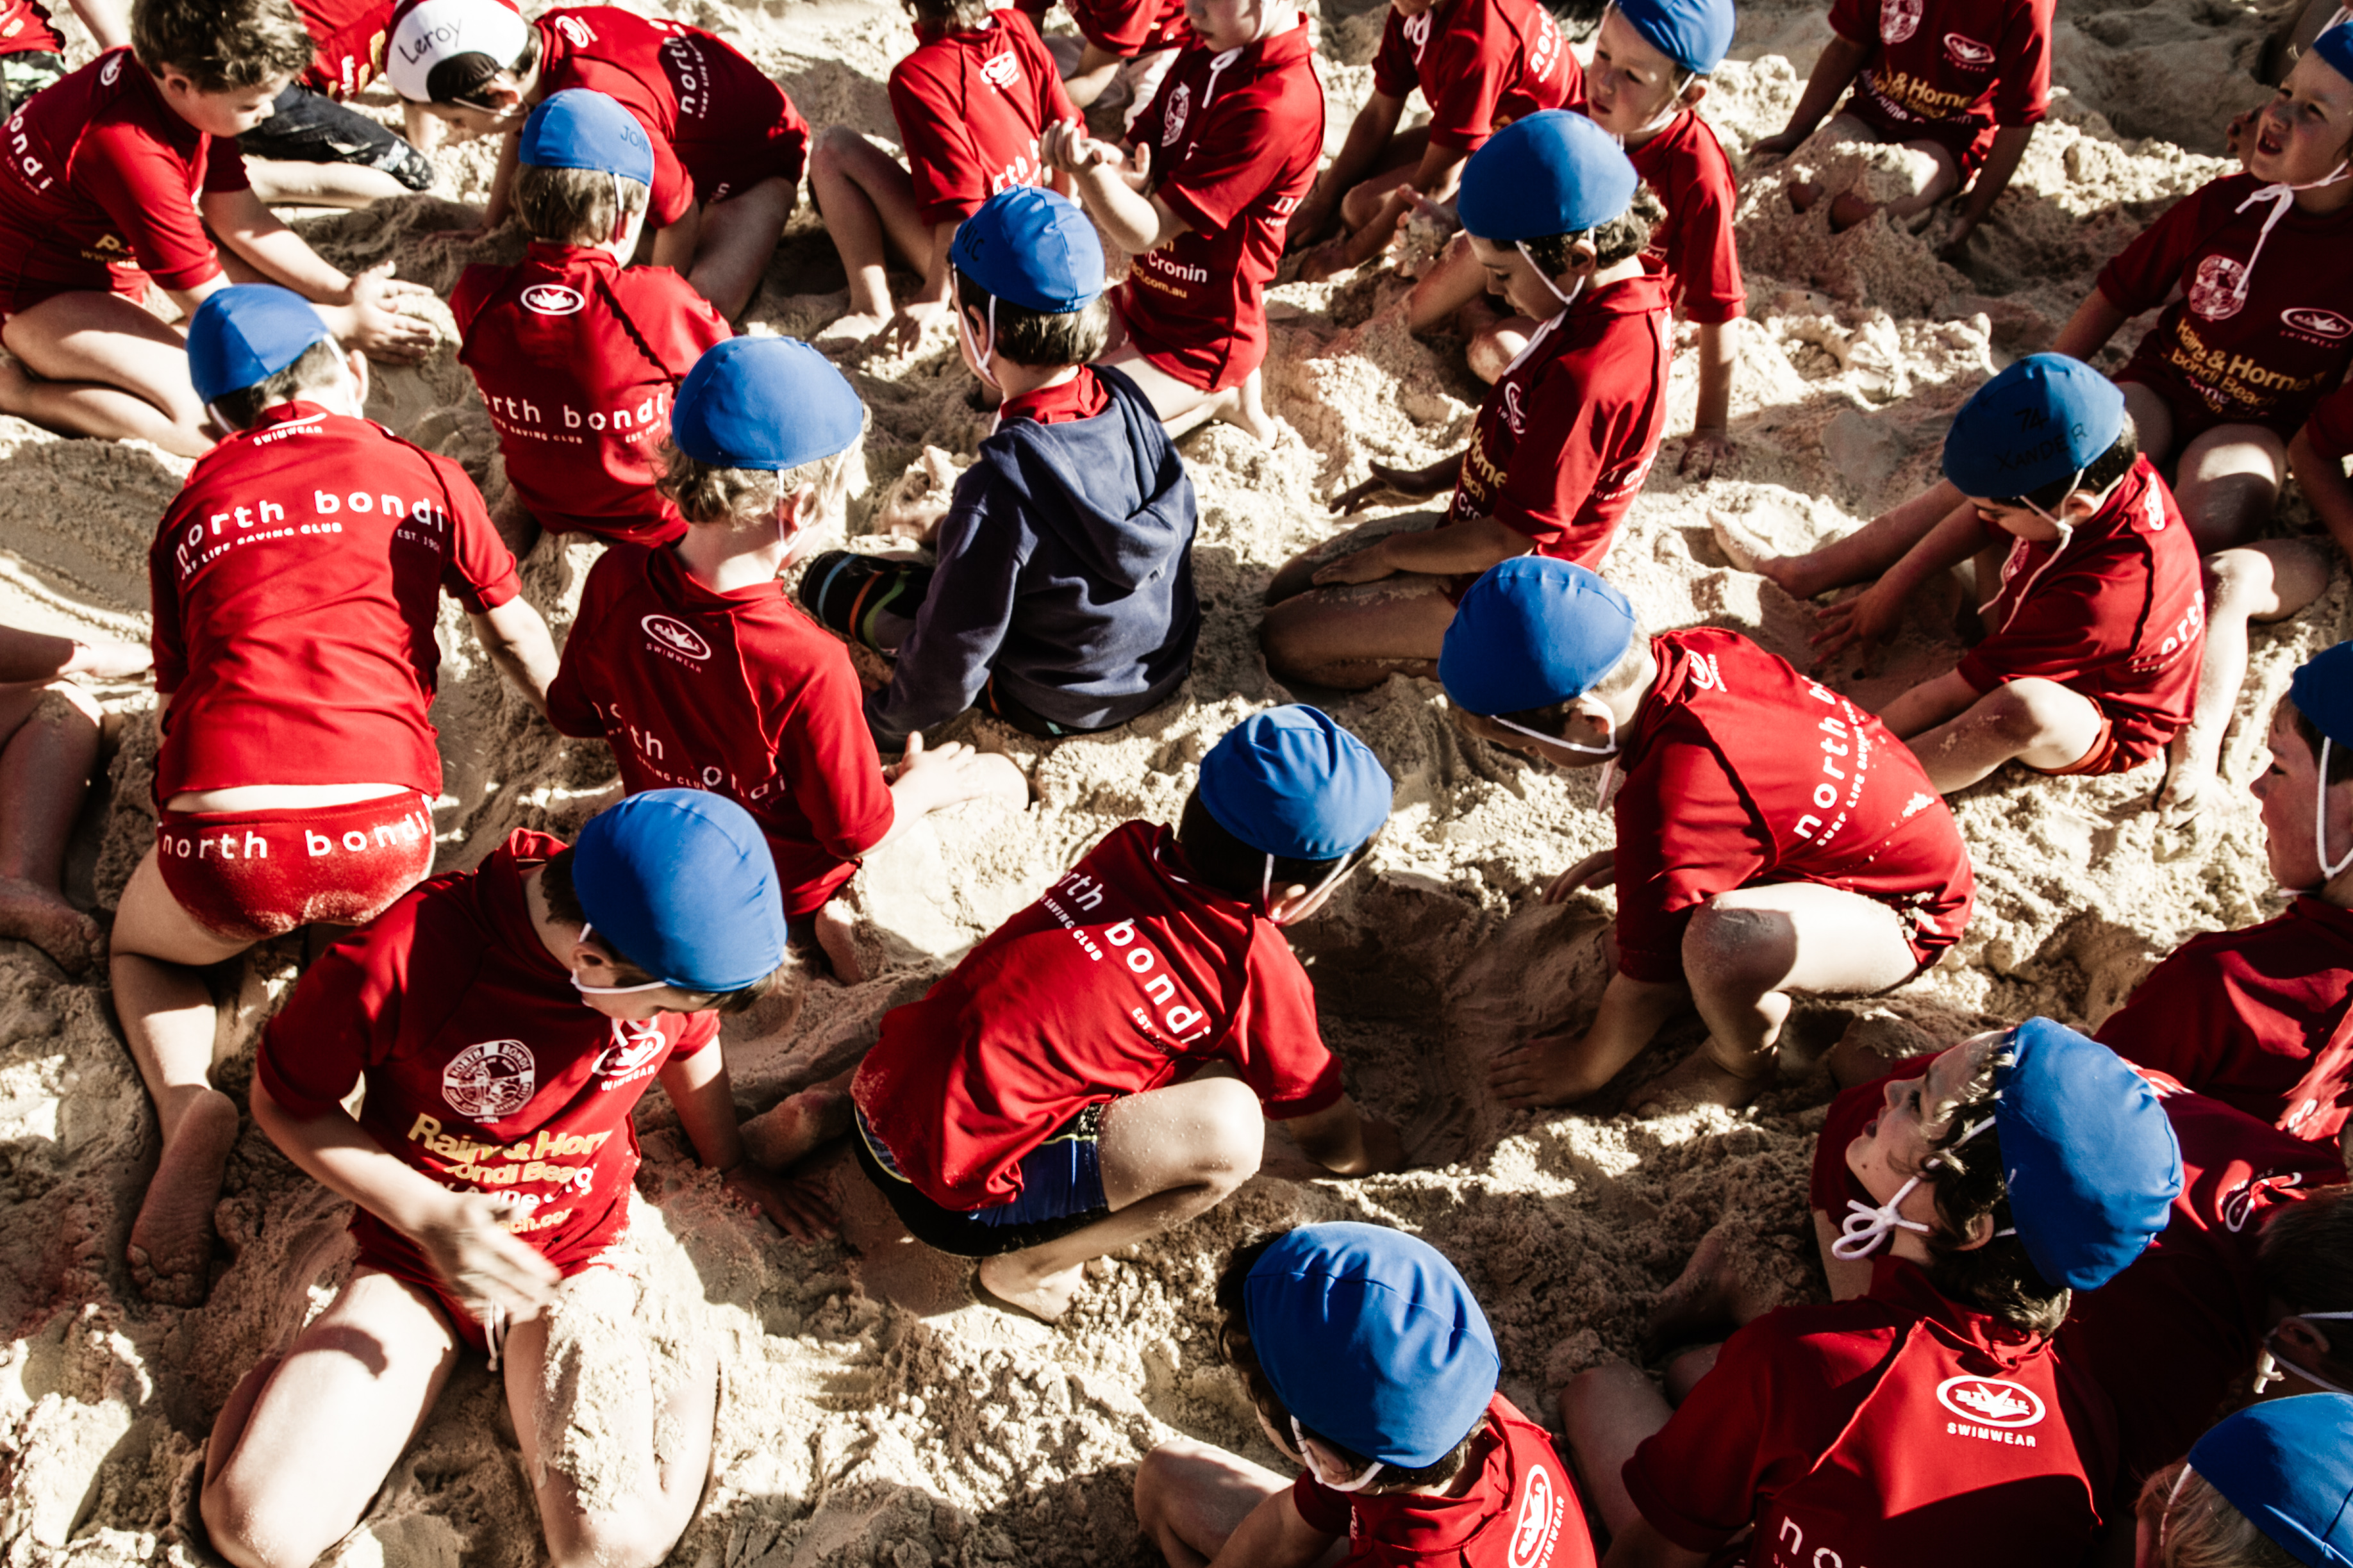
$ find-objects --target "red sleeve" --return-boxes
[202,133,251,193]
[2093,941,2240,1092]
[1656,139,1745,325]
[890,54,990,226]
[1073,0,1159,57]
[1990,0,2053,127]
[1290,1471,1352,1537]
[1490,354,1615,549]
[1370,10,1419,100]
[429,453,521,612]
[774,648,897,861]
[2096,186,2211,318]
[1153,99,1293,240]
[256,928,401,1118]
[77,121,224,290]
[2306,381,2353,462]
[647,135,692,226]
[669,1010,720,1061]
[149,515,187,696]
[1954,557,2133,697]
[451,263,499,337]
[1419,15,1513,150]
[1230,929,1345,1118]
[1622,1319,1788,1551]
[1610,736,1771,984]
[1826,0,1874,45]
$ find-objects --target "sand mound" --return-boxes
[0,0,2336,1562]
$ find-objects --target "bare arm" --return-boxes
[1752,33,1872,157]
[1692,318,1736,439]
[658,1048,837,1241]
[1062,39,1125,108]
[64,0,128,50]
[481,128,522,230]
[1042,122,1189,252]
[1312,513,1530,584]
[1206,1489,1338,1568]
[0,624,148,683]
[469,597,559,718]
[1292,91,1408,247]
[1945,122,2034,243]
[653,207,700,275]
[2048,287,2131,363]
[1811,497,1989,659]
[199,190,436,360]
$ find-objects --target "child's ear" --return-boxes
[1681,78,1709,110]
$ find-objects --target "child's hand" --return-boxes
[721,1162,838,1243]
[1543,849,1617,903]
[1284,185,1340,252]
[338,263,437,363]
[1745,129,1804,167]
[63,639,151,680]
[1677,429,1732,479]
[1310,543,1395,586]
[890,297,951,353]
[1329,459,1447,515]
[1809,581,1903,662]
[417,1192,562,1322]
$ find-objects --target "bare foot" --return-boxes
[813,903,865,985]
[1488,1029,1622,1109]
[0,877,102,973]
[2156,746,2223,829]
[878,446,963,544]
[812,311,891,355]
[1706,511,1820,599]
[128,1087,240,1307]
[1643,1219,1740,1356]
[976,1255,1085,1322]
[740,1085,854,1169]
[1631,1043,1773,1116]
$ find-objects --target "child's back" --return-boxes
[889,6,1071,221]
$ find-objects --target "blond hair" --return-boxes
[658,436,863,531]
[2138,1462,2303,1568]
[514,165,650,247]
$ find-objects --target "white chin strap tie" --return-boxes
[2228,158,2352,313]
[2318,737,2353,885]
[952,267,1004,400]
[2254,1311,2353,1394]
[1486,712,1620,802]
[1293,1418,1384,1493]
[569,923,672,995]
[1515,241,1587,316]
[1833,1110,2018,1260]
[1262,851,1356,923]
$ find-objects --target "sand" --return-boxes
[0,0,2335,1560]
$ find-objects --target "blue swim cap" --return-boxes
[950,186,1106,314]
[572,789,790,993]
[1993,1019,2183,1291]
[1197,707,1392,862]
[1245,1224,1501,1468]
[671,337,865,472]
[1614,0,1736,75]
[519,88,654,185]
[1458,110,1641,243]
[1941,354,2127,500]
[187,285,335,405]
[2315,19,2353,85]
[2291,641,2353,752]
[2192,1396,2353,1568]
[1440,558,1638,716]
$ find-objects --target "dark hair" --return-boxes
[208,338,346,429]
[133,0,315,90]
[1518,186,1666,276]
[1215,1234,1484,1493]
[539,846,791,1016]
[2290,709,2353,785]
[426,36,539,104]
[954,272,1111,369]
[1989,419,2141,512]
[2256,1185,2353,1383]
[906,0,993,31]
[1175,791,1371,901]
[514,164,651,246]
[1467,634,1651,741]
[1912,1044,2071,1337]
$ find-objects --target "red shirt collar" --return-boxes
[1870,1255,2049,1369]
[999,367,1110,425]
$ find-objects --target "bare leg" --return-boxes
[242,158,413,208]
[808,129,931,335]
[2173,422,2288,554]
[1096,345,1279,444]
[1258,576,1459,689]
[740,1073,856,1169]
[108,847,254,1305]
[1827,138,1960,230]
[1661,1344,1722,1402]
[1405,233,1486,336]
[1558,1362,1672,1538]
[201,1271,463,1568]
[1902,675,2110,793]
[976,1075,1265,1320]
[0,292,211,456]
[1636,882,1921,1112]
[1711,484,1970,601]
[1643,1218,1785,1353]
[1133,1438,1295,1568]
[0,681,104,971]
[689,176,798,324]
[2159,538,2331,823]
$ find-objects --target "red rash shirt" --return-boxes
[1000,364,1112,422]
[452,243,729,546]
[536,7,810,224]
[2099,173,2353,438]
[544,543,895,920]
[1291,1395,1597,1568]
[1610,629,1976,984]
[2095,895,2353,1143]
[148,402,519,800]
[891,12,1077,227]
[1815,1057,2344,1494]
[294,0,396,97]
[0,49,249,295]
[1625,110,1746,326]
[851,821,1345,1211]
[256,830,720,1280]
[1449,272,1672,568]
[1014,0,1189,56]
[1956,454,2205,768]
[0,1,63,56]
[1826,0,2052,170]
[1624,1257,2115,1568]
[1368,0,1579,153]
[1120,21,1323,393]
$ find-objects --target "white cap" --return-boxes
[387,0,532,103]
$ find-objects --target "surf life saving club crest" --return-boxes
[444,1039,536,1120]
[1880,0,1922,44]
[1161,82,1191,147]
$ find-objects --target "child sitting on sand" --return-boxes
[388,0,810,320]
[1443,558,1975,1111]
[2140,1399,2353,1568]
[1285,0,1579,283]
[202,790,829,1568]
[1133,1223,1596,1568]
[454,90,731,556]
[110,286,558,1308]
[1261,111,1671,692]
[0,0,122,119]
[1746,0,2051,252]
[0,0,433,458]
[1843,355,2206,793]
[1561,1020,2178,1568]
[548,335,1027,980]
[849,706,1405,1321]
[801,188,1199,755]
[1042,0,1320,440]
[808,0,1076,350]
[237,0,438,206]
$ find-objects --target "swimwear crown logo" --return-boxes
[1943,31,1993,64]
[1934,1376,2045,1428]
[1508,1465,1561,1568]
[2284,307,2353,340]
[980,49,1022,88]
[641,614,712,661]
[520,284,586,316]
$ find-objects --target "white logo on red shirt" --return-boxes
[1879,0,1922,44]
[520,283,587,316]
[1502,381,1528,435]
[2284,306,2353,340]
[2222,1170,2309,1232]
[1402,9,1433,62]
[641,614,711,661]
[594,1018,668,1085]
[444,1039,536,1120]
[979,49,1023,89]
[1508,1464,1565,1568]
[1161,81,1191,148]
[1942,31,1994,65]
[99,54,119,84]
[2188,254,2249,320]
[553,13,594,46]
[1935,1376,2045,1428]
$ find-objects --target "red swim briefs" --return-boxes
[156,791,435,941]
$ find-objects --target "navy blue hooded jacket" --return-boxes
[867,366,1200,750]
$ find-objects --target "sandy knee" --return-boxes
[1558,1360,1653,1426]
[810,123,866,174]
[1681,903,1794,992]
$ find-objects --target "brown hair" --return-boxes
[1908,1039,2073,1338]
[658,436,865,531]
[514,164,651,247]
[424,34,540,104]
[2256,1185,2353,1384]
[1517,186,1666,274]
[538,846,792,1015]
[2290,708,2353,785]
[208,338,347,429]
[133,0,315,91]
[905,0,993,33]
[2138,1461,2304,1568]
[953,273,1112,370]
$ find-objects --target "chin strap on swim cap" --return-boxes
[1292,1417,1384,1494]
[1831,1111,2013,1260]
[1515,241,1588,316]
[569,922,673,996]
[2318,738,2353,886]
[951,267,1005,397]
[2254,1310,2353,1394]
[2229,158,2353,310]
[1486,711,1620,802]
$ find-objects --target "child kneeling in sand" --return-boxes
[202,791,830,1568]
[1134,1222,1597,1567]
[1262,111,1670,691]
[549,335,1026,980]
[1444,558,1975,1110]
[849,706,1404,1320]
[802,187,1199,755]
[454,89,731,556]
[1831,356,2205,793]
